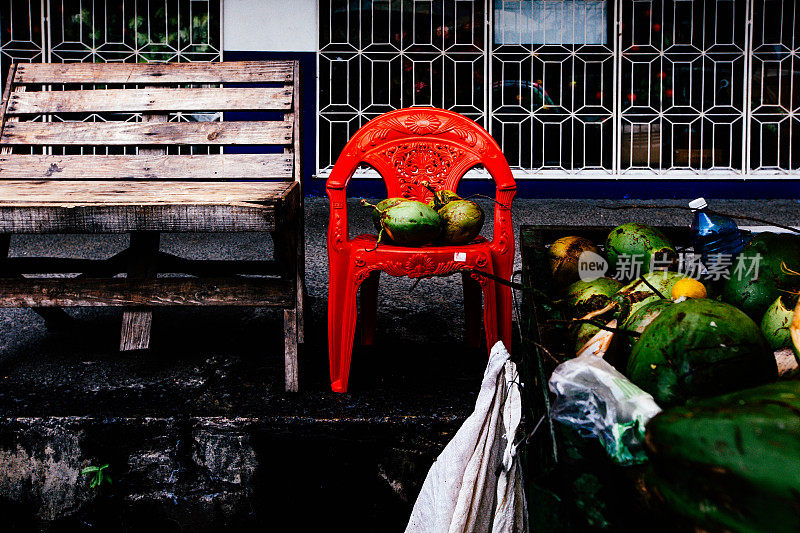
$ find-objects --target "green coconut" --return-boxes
[372,199,441,246]
[761,294,799,351]
[612,271,686,322]
[620,298,675,353]
[564,277,623,318]
[606,223,677,276]
[627,299,777,407]
[722,232,800,319]
[437,199,485,245]
[371,197,408,231]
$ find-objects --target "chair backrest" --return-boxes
[326,108,515,202]
[0,61,299,182]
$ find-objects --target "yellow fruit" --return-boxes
[671,278,708,300]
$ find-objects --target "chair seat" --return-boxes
[0,180,298,233]
[348,234,494,279]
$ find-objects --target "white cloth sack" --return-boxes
[405,341,528,533]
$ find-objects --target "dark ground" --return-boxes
[0,197,798,531]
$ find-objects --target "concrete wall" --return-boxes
[223,0,317,52]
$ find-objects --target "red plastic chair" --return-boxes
[326,108,516,393]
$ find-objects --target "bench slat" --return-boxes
[0,154,294,179]
[14,61,294,84]
[8,87,292,114]
[0,204,277,233]
[0,277,294,307]
[0,180,296,205]
[1,121,293,145]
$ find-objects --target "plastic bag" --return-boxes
[548,355,661,465]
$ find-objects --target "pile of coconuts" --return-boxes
[363,182,485,247]
[548,223,788,408]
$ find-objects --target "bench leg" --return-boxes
[284,308,299,392]
[120,231,160,351]
[272,207,304,391]
[296,224,306,345]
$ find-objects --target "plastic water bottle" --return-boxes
[689,197,750,267]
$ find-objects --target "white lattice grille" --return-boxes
[620,0,746,173]
[0,1,222,156]
[0,1,45,85]
[492,0,614,172]
[1,1,220,85]
[750,0,800,171]
[48,0,221,63]
[319,0,800,178]
[318,0,486,170]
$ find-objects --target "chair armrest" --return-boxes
[327,185,349,254]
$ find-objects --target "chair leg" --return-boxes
[284,308,298,392]
[480,278,499,351]
[328,255,350,392]
[360,271,380,346]
[330,273,360,393]
[461,271,482,348]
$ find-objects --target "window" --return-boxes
[0,1,222,156]
[318,0,800,177]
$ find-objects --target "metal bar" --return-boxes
[613,0,620,174]
[743,0,754,175]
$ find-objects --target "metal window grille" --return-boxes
[318,0,800,178]
[318,0,486,171]
[0,1,222,155]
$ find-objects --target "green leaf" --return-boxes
[81,466,100,474]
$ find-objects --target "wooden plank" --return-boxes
[0,255,277,276]
[0,154,294,179]
[8,87,293,114]
[14,61,294,85]
[0,277,294,307]
[0,180,295,205]
[0,204,277,234]
[1,121,293,146]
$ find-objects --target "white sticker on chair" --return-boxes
[454,252,467,262]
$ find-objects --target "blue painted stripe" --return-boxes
[307,177,800,199]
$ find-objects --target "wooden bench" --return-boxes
[0,61,305,391]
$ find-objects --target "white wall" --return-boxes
[223,0,317,52]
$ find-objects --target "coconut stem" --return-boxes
[781,262,800,277]
[364,227,384,252]
[637,274,668,300]
[360,199,385,212]
[580,302,617,320]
